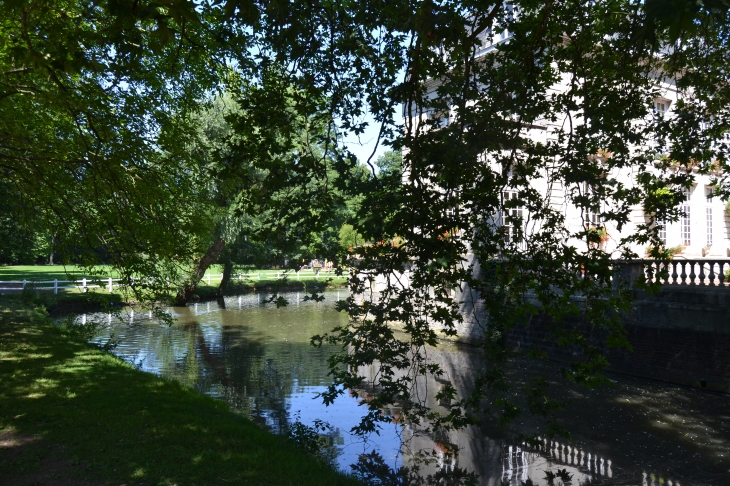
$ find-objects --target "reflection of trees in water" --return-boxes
[194,324,292,431]
[143,313,338,435]
[103,303,344,438]
[350,449,478,486]
[286,417,347,467]
[121,320,201,389]
[97,307,705,485]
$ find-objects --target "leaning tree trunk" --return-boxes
[174,238,226,306]
[217,260,233,299]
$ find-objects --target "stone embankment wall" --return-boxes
[504,287,730,393]
[360,259,730,391]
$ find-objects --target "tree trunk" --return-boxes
[217,260,233,299]
[174,238,226,306]
[49,234,55,265]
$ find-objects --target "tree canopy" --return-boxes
[0,0,227,294]
[2,0,730,464]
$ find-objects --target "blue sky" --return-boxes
[341,112,389,167]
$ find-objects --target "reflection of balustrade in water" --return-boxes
[546,438,612,478]
[642,471,682,486]
[501,438,683,486]
[501,439,608,485]
[501,444,531,485]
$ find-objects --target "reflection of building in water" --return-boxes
[355,344,505,485]
[355,338,689,486]
[397,421,504,486]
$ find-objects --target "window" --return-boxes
[429,109,450,127]
[503,190,523,243]
[705,186,714,246]
[706,207,713,246]
[657,219,666,245]
[681,205,691,246]
[582,182,602,227]
[585,207,601,226]
[653,100,669,117]
[682,186,692,201]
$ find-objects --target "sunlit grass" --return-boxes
[0,265,347,311]
[0,302,361,485]
[0,264,119,281]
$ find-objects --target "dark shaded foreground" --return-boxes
[0,303,362,486]
[385,337,730,486]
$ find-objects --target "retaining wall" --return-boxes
[504,287,730,392]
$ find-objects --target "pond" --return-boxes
[83,291,729,486]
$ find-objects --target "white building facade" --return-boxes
[407,26,730,261]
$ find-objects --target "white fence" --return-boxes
[0,277,125,294]
[209,269,343,285]
[0,269,345,294]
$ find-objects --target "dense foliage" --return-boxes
[0,0,229,297]
[3,1,730,480]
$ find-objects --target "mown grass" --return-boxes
[0,266,347,316]
[0,302,361,485]
[0,265,347,295]
[0,265,119,281]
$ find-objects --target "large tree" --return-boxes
[231,0,730,441]
[172,79,368,304]
[4,0,730,460]
[0,0,225,298]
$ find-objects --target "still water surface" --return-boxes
[84,291,729,486]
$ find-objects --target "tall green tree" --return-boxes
[0,0,224,299]
[233,0,730,443]
[174,81,365,302]
[4,1,730,468]
[0,182,51,264]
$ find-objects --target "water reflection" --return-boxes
[499,440,614,485]
[81,292,728,485]
[89,292,404,473]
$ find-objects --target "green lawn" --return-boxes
[0,265,346,285]
[0,265,118,282]
[0,266,347,307]
[0,302,361,485]
[0,265,347,312]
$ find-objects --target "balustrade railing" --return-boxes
[616,259,730,287]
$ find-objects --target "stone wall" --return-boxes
[357,258,730,392]
[504,287,730,392]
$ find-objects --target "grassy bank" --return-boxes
[0,265,347,315]
[0,303,361,485]
[0,265,347,294]
[0,265,348,287]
